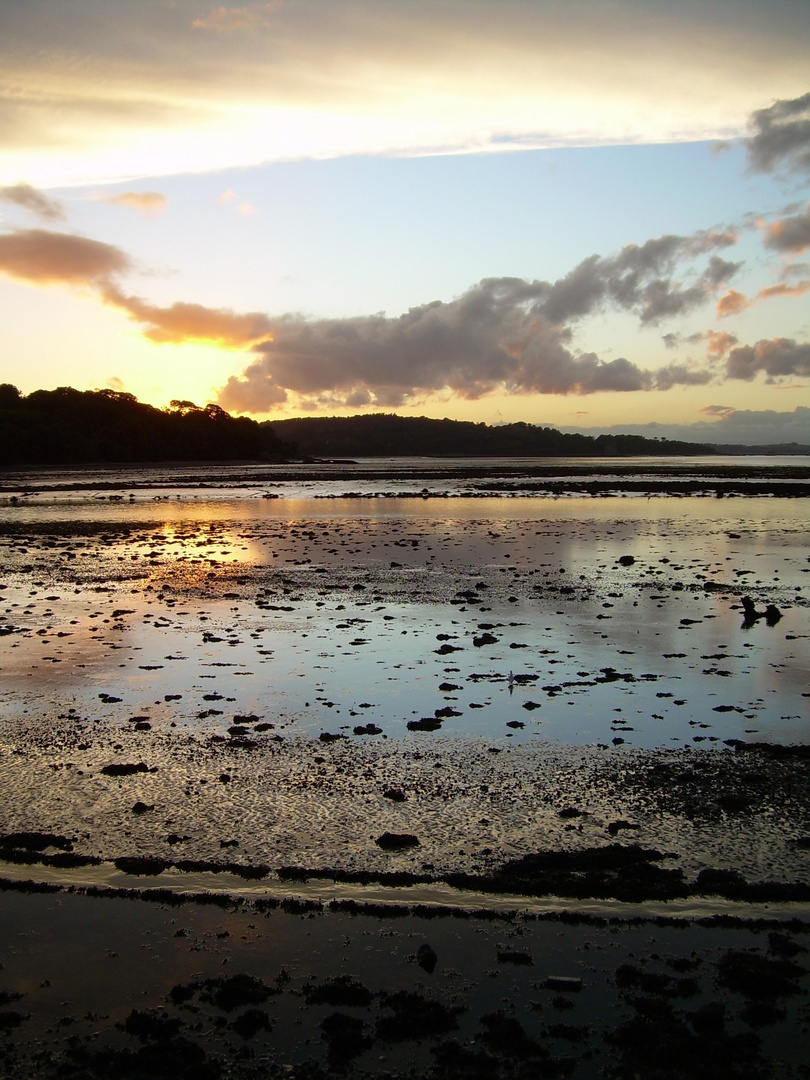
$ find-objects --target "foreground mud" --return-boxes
[1,883,809,1080]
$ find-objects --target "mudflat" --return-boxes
[1,459,808,1077]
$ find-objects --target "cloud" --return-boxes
[717,289,750,317]
[0,183,65,222]
[757,279,810,301]
[716,272,810,318]
[218,230,733,412]
[705,330,738,358]
[217,188,256,215]
[98,191,168,215]
[0,228,131,285]
[761,204,810,252]
[746,91,810,175]
[651,363,713,391]
[100,283,273,346]
[0,225,271,348]
[192,3,281,31]
[3,2,809,185]
[700,404,735,419]
[662,330,703,349]
[218,302,659,414]
[725,337,810,382]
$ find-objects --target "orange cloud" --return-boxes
[0,226,271,350]
[757,279,810,301]
[716,289,750,318]
[100,283,273,347]
[715,277,810,319]
[0,228,131,285]
[705,330,738,358]
[99,191,168,215]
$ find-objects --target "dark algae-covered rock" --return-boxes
[375,991,458,1041]
[375,831,420,851]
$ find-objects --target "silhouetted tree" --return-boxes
[0,386,290,465]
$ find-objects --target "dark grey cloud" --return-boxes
[746,91,810,175]
[762,204,810,253]
[218,229,737,412]
[0,183,65,221]
[725,337,810,381]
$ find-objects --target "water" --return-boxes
[1,462,807,750]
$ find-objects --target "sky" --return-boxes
[0,0,809,445]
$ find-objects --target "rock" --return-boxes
[305,976,373,1007]
[383,788,406,802]
[101,762,149,777]
[231,1009,272,1039]
[130,802,154,815]
[407,717,443,731]
[606,820,639,836]
[765,604,782,626]
[689,1001,726,1035]
[375,832,419,851]
[375,991,457,1041]
[320,1012,370,1064]
[200,973,277,1012]
[543,976,582,992]
[417,944,438,973]
[114,856,167,876]
[120,1009,182,1042]
[497,950,533,966]
[741,595,783,628]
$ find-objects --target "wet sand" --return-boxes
[1,881,809,1079]
[1,464,809,1077]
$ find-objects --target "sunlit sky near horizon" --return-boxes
[0,0,809,444]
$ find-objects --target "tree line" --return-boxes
[266,413,716,458]
[0,385,289,465]
[0,387,723,466]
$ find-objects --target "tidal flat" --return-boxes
[1,458,809,1078]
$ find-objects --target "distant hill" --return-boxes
[709,442,810,456]
[0,385,290,465]
[266,413,717,458]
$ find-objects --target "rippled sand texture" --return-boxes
[1,489,808,893]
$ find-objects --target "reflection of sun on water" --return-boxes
[140,522,260,592]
